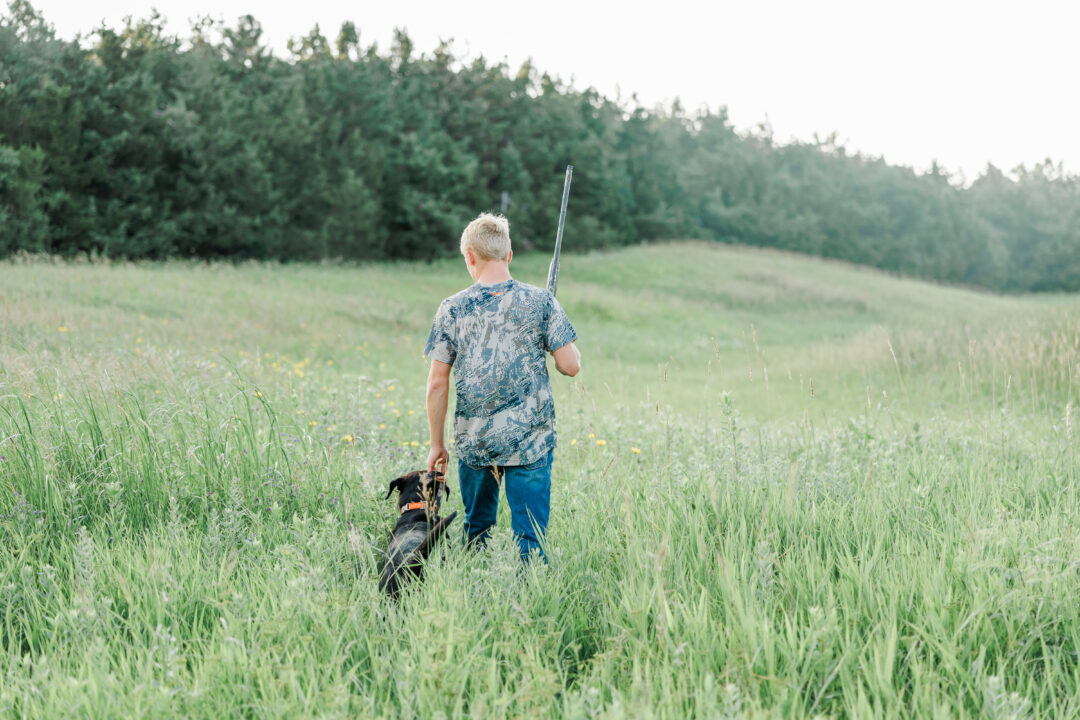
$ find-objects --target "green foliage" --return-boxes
[0,144,49,252]
[1,2,1078,290]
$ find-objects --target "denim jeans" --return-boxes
[457,449,553,562]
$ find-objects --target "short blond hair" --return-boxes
[460,213,511,261]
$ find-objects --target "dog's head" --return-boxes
[385,469,450,513]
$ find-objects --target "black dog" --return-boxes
[378,469,458,597]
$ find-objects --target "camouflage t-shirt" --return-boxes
[424,278,577,468]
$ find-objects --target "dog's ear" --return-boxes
[385,476,405,500]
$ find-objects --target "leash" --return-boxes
[399,474,447,514]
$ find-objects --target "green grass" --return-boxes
[2,242,1079,718]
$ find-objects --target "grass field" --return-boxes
[2,242,1079,718]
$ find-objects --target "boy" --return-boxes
[424,213,581,561]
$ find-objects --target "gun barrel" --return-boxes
[547,165,574,296]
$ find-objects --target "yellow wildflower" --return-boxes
[57,326,68,332]
[342,434,354,443]
[308,421,317,427]
[388,401,394,407]
[136,337,142,344]
[631,447,642,454]
[255,391,263,398]
[408,410,415,415]
[596,439,607,446]
[54,393,63,400]
[570,439,577,446]
[296,409,304,415]
[410,441,419,447]
[379,423,386,429]
[388,385,396,392]
[588,433,596,439]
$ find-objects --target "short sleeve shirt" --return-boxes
[424,279,577,468]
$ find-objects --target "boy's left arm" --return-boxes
[423,300,456,472]
[425,360,451,472]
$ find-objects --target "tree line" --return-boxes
[1,2,1077,291]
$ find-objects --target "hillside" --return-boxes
[1,244,1079,718]
[3,242,1075,426]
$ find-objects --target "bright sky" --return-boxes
[28,0,1079,180]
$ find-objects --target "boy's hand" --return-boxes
[427,444,449,473]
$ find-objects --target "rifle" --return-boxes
[546,165,574,297]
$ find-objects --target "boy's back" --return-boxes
[425,277,576,468]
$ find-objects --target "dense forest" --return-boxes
[1,2,1077,291]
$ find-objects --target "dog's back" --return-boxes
[378,512,457,597]
[379,525,428,596]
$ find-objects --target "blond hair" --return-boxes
[460,213,511,261]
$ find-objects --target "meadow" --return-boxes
[1,242,1079,718]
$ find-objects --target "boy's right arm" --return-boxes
[544,294,579,377]
[552,342,581,377]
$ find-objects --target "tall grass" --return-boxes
[2,245,1079,717]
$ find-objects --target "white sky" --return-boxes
[27,0,1080,180]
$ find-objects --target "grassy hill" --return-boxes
[4,242,1075,424]
[1,244,1078,717]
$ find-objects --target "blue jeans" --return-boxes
[457,449,553,562]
